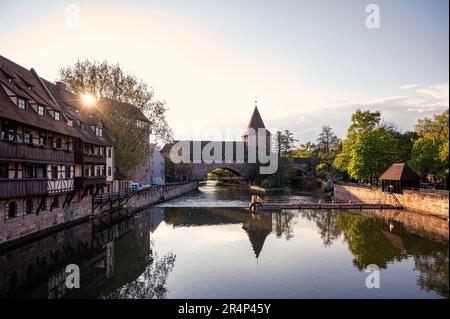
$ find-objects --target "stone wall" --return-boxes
[334,184,449,218]
[0,182,198,246]
[127,182,198,211]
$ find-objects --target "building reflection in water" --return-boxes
[0,207,448,299]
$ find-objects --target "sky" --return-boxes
[0,0,448,144]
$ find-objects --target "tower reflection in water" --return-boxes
[0,207,448,299]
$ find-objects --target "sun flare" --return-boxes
[82,94,97,107]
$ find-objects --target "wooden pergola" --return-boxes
[380,163,421,194]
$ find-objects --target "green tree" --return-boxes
[409,110,449,179]
[289,142,318,158]
[275,130,296,157]
[409,137,442,178]
[348,128,407,183]
[317,125,341,165]
[59,59,173,178]
[333,109,381,174]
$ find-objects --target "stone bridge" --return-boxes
[190,162,254,181]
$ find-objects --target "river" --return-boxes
[0,181,448,299]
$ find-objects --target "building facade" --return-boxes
[0,55,114,244]
[149,143,165,185]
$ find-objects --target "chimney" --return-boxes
[55,81,67,91]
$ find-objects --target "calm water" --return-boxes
[0,181,448,299]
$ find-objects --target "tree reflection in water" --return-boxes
[335,212,449,298]
[301,211,342,246]
[297,210,448,298]
[273,211,297,240]
[102,241,176,299]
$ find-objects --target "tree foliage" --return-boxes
[409,110,449,178]
[59,59,173,178]
[333,109,381,174]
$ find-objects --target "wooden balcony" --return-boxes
[0,140,74,164]
[0,179,48,199]
[74,152,106,165]
[74,176,107,189]
[47,179,74,194]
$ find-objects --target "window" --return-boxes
[108,167,112,177]
[36,166,45,179]
[24,130,31,144]
[96,166,101,176]
[8,202,17,218]
[55,137,62,149]
[18,98,27,110]
[25,199,33,215]
[108,148,112,158]
[24,165,33,179]
[67,138,73,151]
[95,127,102,137]
[0,163,7,178]
[84,167,89,177]
[38,106,44,116]
[67,120,73,127]
[65,166,71,179]
[51,166,58,179]
[52,196,59,209]
[54,112,60,121]
[39,133,45,145]
[47,135,54,148]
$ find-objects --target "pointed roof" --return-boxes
[247,106,266,130]
[244,228,271,258]
[242,106,271,137]
[379,163,420,181]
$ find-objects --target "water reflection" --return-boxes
[0,211,174,299]
[0,204,448,298]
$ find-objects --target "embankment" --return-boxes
[334,184,449,218]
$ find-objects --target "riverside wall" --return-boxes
[0,182,198,247]
[334,184,449,218]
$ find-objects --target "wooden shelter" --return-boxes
[379,163,421,194]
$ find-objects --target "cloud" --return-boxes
[400,84,421,90]
[272,83,449,143]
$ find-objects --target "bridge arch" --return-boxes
[190,162,253,181]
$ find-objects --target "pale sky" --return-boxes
[0,0,448,143]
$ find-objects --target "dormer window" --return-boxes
[67,120,73,127]
[37,106,44,116]
[18,98,27,110]
[54,112,60,121]
[95,127,103,137]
